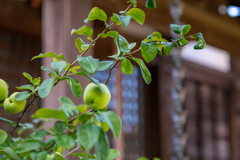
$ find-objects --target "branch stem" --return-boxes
[9,94,38,135]
[8,2,133,136]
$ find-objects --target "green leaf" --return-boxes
[71,25,93,40]
[31,52,67,62]
[77,123,100,152]
[152,31,162,40]
[115,34,130,55]
[54,152,66,160]
[153,157,161,160]
[162,42,173,56]
[75,38,86,53]
[106,31,118,39]
[110,14,122,25]
[77,56,100,74]
[178,39,188,47]
[14,91,31,101]
[70,153,95,159]
[55,134,75,150]
[32,77,41,85]
[128,0,137,7]
[78,112,93,124]
[128,42,136,50]
[170,24,181,34]
[69,79,82,98]
[69,66,81,74]
[97,61,114,71]
[130,57,151,84]
[194,32,206,49]
[85,7,107,23]
[62,76,78,83]
[76,105,88,114]
[59,96,78,118]
[73,71,105,93]
[106,149,120,160]
[141,41,158,63]
[146,0,156,9]
[16,84,34,91]
[94,129,109,160]
[16,139,44,153]
[38,78,55,98]
[170,24,191,35]
[113,14,131,28]
[126,8,145,25]
[33,130,51,137]
[32,108,68,123]
[0,130,8,145]
[103,111,122,139]
[181,24,191,35]
[30,151,47,160]
[54,121,66,134]
[121,59,133,75]
[1,147,21,160]
[0,117,16,126]
[23,72,33,81]
[51,61,67,76]
[41,66,55,76]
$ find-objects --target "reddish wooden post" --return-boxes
[42,0,93,109]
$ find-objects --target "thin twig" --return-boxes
[9,94,38,135]
[64,145,81,158]
[105,60,120,85]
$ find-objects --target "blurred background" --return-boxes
[1,0,240,160]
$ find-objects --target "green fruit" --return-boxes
[0,79,9,102]
[4,92,26,114]
[83,83,111,110]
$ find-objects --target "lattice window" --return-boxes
[185,80,231,160]
[94,65,146,160]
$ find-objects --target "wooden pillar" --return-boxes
[42,0,93,109]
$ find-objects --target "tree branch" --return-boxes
[9,94,38,135]
[8,2,133,136]
[105,60,120,85]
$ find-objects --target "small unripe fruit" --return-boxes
[0,79,9,102]
[83,83,111,110]
[4,92,26,114]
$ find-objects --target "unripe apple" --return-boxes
[83,83,111,110]
[0,79,9,102]
[4,92,26,114]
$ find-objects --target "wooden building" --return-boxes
[0,0,240,160]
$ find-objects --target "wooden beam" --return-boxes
[0,0,41,38]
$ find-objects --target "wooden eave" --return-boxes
[93,0,240,56]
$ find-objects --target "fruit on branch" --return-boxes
[83,83,111,110]
[4,92,26,114]
[0,79,9,103]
